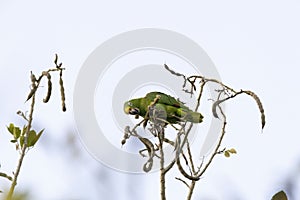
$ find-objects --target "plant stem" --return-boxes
[198,106,227,178]
[186,181,195,200]
[6,94,36,200]
[160,168,166,200]
[158,129,166,200]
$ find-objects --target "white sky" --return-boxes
[1,0,300,200]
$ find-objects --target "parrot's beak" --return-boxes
[129,108,140,115]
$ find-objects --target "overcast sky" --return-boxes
[1,1,300,200]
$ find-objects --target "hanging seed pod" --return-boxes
[139,137,155,172]
[212,98,226,119]
[59,71,66,112]
[43,72,52,103]
[121,126,130,146]
[244,90,266,129]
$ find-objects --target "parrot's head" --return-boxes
[124,100,140,115]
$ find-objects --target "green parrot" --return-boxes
[124,91,203,124]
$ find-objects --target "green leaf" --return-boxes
[224,151,230,157]
[13,127,21,140]
[228,148,237,154]
[31,129,44,146]
[271,190,288,200]
[10,139,17,143]
[7,123,22,140]
[20,135,24,148]
[27,130,37,147]
[7,123,15,135]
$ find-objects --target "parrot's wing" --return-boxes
[145,92,190,110]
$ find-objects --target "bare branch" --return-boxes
[175,177,190,189]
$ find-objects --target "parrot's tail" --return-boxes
[186,111,204,123]
[176,109,203,123]
[178,109,203,123]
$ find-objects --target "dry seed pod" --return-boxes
[164,64,188,88]
[176,158,200,181]
[121,139,126,146]
[244,90,266,129]
[43,73,52,103]
[139,137,155,172]
[59,71,66,112]
[212,98,226,119]
[121,129,130,146]
[143,159,153,173]
[164,64,185,77]
[54,54,58,65]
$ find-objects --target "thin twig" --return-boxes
[175,177,190,189]
[198,105,227,177]
[158,128,166,200]
[186,181,196,200]
[7,93,36,200]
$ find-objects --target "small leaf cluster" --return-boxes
[224,148,237,158]
[7,123,44,149]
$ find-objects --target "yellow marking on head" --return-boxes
[124,106,131,114]
[124,101,133,114]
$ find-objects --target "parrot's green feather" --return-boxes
[124,91,203,124]
[145,92,188,109]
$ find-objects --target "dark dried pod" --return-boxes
[59,71,66,112]
[43,73,52,103]
[54,54,58,65]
